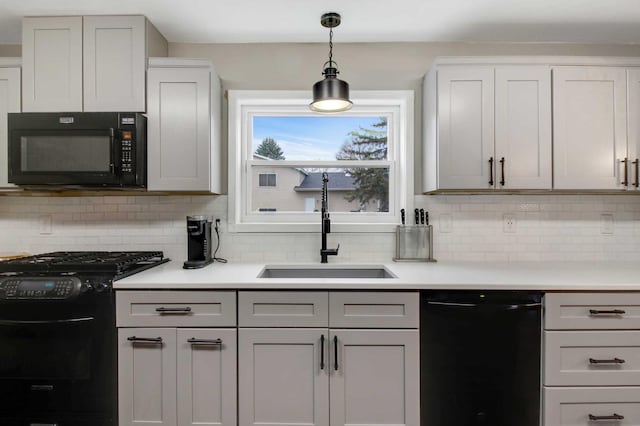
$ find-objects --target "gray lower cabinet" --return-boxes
[239,328,329,426]
[544,292,640,425]
[118,327,237,426]
[238,291,420,426]
[118,328,177,426]
[330,329,419,426]
[116,290,237,426]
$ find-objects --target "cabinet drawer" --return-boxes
[545,293,640,330]
[238,291,328,327]
[544,387,640,425]
[545,331,640,386]
[116,291,236,327]
[329,292,419,328]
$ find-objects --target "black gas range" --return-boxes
[0,251,169,426]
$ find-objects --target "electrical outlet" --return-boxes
[503,214,516,233]
[439,213,453,233]
[39,215,52,235]
[601,214,614,234]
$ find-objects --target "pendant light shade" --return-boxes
[310,13,352,113]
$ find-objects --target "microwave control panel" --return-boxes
[121,132,134,174]
[0,277,82,299]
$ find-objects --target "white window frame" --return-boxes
[228,90,414,233]
[258,173,277,187]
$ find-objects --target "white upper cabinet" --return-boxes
[494,66,552,189]
[0,63,21,188]
[22,17,83,112]
[627,69,640,190]
[426,63,551,191]
[83,16,146,112]
[147,59,222,192]
[553,66,628,190]
[435,66,495,190]
[22,15,167,113]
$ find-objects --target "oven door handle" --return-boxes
[109,127,120,174]
[0,317,94,325]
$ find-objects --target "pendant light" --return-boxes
[310,12,353,113]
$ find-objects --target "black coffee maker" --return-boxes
[183,215,214,269]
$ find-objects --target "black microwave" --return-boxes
[8,112,146,188]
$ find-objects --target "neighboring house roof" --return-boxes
[253,153,272,160]
[294,172,355,192]
[252,153,308,176]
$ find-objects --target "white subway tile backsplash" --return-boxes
[1,194,640,262]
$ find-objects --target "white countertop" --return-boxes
[114,260,640,291]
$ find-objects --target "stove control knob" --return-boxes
[94,281,109,292]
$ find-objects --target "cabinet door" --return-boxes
[495,66,552,189]
[0,67,20,188]
[553,66,628,189]
[437,66,494,189]
[177,329,237,426]
[238,328,329,426]
[22,17,83,112]
[83,16,146,112]
[330,329,419,426]
[628,68,640,190]
[147,67,211,191]
[118,328,177,426]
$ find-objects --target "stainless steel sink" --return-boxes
[258,265,396,279]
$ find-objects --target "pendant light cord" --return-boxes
[328,28,334,68]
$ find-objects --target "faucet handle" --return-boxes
[335,243,340,254]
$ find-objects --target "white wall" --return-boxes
[2,194,639,263]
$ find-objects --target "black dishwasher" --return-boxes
[420,291,542,426]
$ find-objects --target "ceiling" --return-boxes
[1,0,640,45]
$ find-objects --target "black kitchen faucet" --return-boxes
[320,172,339,263]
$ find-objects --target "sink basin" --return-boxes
[258,265,396,279]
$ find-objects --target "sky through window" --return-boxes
[252,116,383,161]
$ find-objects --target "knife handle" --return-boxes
[419,209,425,225]
[425,212,429,226]
[400,209,405,225]
[414,209,419,225]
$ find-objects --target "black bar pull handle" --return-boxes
[127,336,163,343]
[334,335,339,371]
[621,157,629,186]
[499,157,505,186]
[634,159,639,188]
[589,357,625,364]
[488,157,494,186]
[187,338,222,346]
[156,307,192,313]
[30,384,54,391]
[589,309,626,315]
[320,334,325,370]
[588,413,624,421]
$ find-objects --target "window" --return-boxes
[258,173,277,187]
[228,90,414,232]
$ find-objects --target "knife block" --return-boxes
[393,225,436,262]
